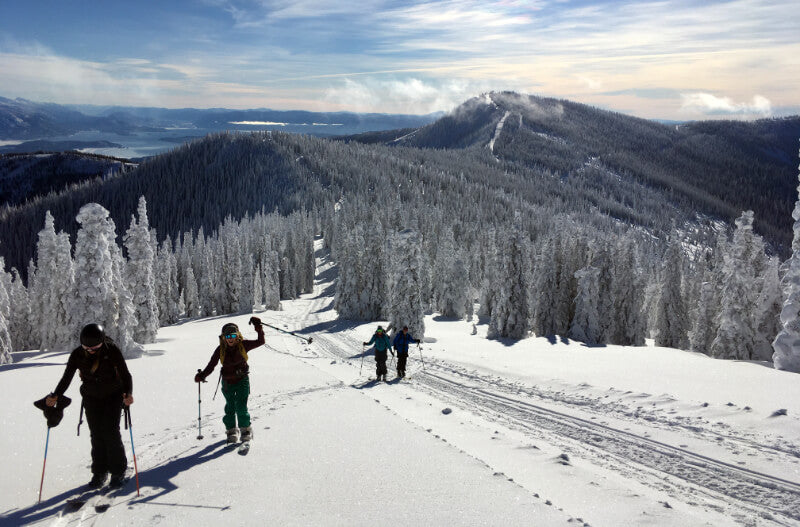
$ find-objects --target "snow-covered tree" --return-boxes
[71,203,120,344]
[569,265,601,345]
[124,196,159,343]
[754,256,781,361]
[387,229,425,337]
[711,211,761,360]
[653,234,688,349]
[488,224,530,339]
[611,237,646,346]
[774,157,800,372]
[184,266,201,318]
[0,273,12,364]
[31,212,74,350]
[8,269,33,351]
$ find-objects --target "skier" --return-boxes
[392,326,420,378]
[195,317,264,444]
[363,325,392,381]
[45,323,134,489]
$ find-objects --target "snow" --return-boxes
[3,240,800,526]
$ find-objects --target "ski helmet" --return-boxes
[80,323,105,347]
[221,323,240,337]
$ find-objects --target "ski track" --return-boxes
[193,252,800,525]
[280,312,800,525]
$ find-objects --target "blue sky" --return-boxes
[0,0,798,119]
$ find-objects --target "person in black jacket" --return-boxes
[46,323,133,488]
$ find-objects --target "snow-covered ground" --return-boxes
[3,242,800,526]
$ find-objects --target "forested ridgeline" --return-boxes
[343,92,800,252]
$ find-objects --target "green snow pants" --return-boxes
[221,376,251,429]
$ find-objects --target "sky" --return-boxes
[0,0,798,119]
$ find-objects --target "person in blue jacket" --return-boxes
[363,325,392,381]
[392,326,419,378]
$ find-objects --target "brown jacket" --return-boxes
[199,327,265,384]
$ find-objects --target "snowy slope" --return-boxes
[3,241,800,526]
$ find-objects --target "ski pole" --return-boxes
[124,407,140,497]
[37,427,50,503]
[212,371,222,401]
[418,342,425,370]
[196,370,206,440]
[359,344,366,376]
[262,322,313,344]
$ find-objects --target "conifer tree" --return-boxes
[711,211,760,360]
[612,237,646,346]
[774,157,800,372]
[654,234,689,349]
[0,273,12,364]
[388,229,425,337]
[488,224,530,339]
[71,204,122,346]
[754,256,781,361]
[124,196,159,343]
[570,265,601,345]
[8,269,33,351]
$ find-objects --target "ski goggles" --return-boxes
[82,342,103,351]
[223,333,239,339]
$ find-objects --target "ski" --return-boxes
[64,487,101,511]
[93,480,128,513]
[238,441,251,455]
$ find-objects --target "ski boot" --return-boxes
[89,472,107,489]
[226,427,239,444]
[240,426,253,442]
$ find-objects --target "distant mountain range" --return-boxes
[0,96,441,140]
[0,91,797,276]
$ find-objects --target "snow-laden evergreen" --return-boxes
[71,203,135,354]
[711,211,762,360]
[124,197,159,344]
[488,224,530,339]
[773,156,800,372]
[653,234,688,349]
[569,265,601,345]
[387,229,425,337]
[7,269,33,351]
[0,264,12,364]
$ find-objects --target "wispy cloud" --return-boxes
[680,93,772,117]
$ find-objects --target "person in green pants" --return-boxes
[195,317,264,443]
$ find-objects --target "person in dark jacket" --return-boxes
[363,325,392,382]
[195,317,265,443]
[45,323,133,488]
[392,326,420,378]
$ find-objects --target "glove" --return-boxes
[195,372,205,383]
[249,316,263,328]
[363,342,368,346]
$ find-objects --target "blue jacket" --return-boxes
[366,333,392,352]
[393,332,418,354]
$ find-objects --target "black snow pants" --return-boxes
[375,349,388,378]
[83,394,127,476]
[397,352,408,376]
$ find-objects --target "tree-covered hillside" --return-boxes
[343,92,800,252]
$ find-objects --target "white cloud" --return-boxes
[680,92,772,116]
[323,77,502,114]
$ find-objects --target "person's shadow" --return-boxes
[0,440,232,526]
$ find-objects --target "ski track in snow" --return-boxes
[259,256,800,526]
